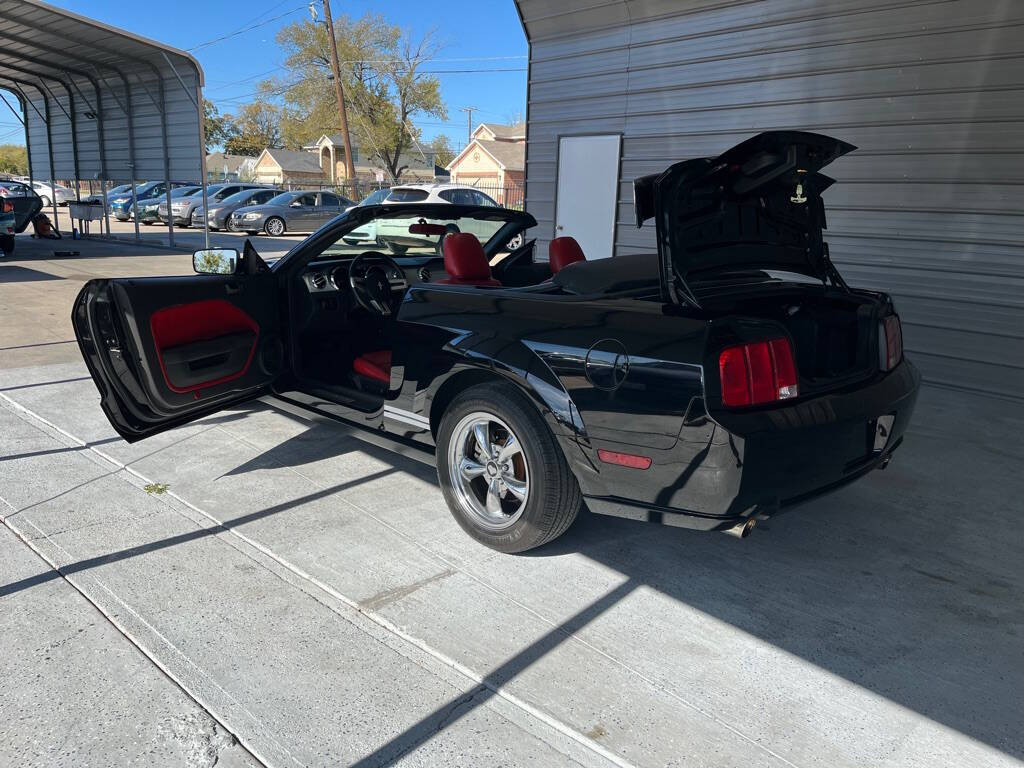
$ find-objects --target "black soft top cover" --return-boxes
[633,130,855,305]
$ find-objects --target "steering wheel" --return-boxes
[348,250,408,316]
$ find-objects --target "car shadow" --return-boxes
[248,389,1023,760]
[526,398,1024,760]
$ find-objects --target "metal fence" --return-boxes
[60,178,527,211]
[281,179,526,210]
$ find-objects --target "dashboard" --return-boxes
[302,255,443,295]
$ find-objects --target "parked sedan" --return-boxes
[160,183,269,227]
[110,181,172,221]
[203,187,279,231]
[229,190,354,236]
[26,180,74,207]
[136,186,201,225]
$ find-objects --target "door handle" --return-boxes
[225,282,243,295]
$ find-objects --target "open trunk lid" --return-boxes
[633,130,856,307]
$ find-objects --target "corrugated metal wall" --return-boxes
[517,0,1024,399]
[22,66,203,184]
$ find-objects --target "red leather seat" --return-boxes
[436,233,501,287]
[549,236,586,273]
[353,349,391,384]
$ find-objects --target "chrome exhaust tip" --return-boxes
[723,517,757,539]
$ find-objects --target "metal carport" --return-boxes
[0,0,206,247]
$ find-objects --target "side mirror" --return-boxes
[193,248,239,275]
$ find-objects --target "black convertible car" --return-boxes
[73,131,919,552]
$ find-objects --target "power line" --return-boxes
[188,5,307,51]
[211,66,526,105]
[205,56,526,92]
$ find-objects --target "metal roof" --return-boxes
[0,0,205,184]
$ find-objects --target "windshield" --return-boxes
[0,181,32,196]
[196,184,228,199]
[318,208,519,259]
[386,188,429,202]
[220,189,263,205]
[266,192,297,206]
[170,186,201,198]
[359,188,390,206]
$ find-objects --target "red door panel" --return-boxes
[149,299,259,393]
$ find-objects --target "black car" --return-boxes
[71,131,919,553]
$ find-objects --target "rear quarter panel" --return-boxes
[396,286,711,498]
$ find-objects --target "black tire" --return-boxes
[264,217,286,236]
[0,233,13,257]
[142,220,153,226]
[436,382,581,553]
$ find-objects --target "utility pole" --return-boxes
[322,0,356,182]
[459,106,478,145]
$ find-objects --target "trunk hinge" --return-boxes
[822,243,851,292]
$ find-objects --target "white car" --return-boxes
[346,184,502,254]
[25,180,74,207]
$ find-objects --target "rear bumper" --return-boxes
[576,359,921,531]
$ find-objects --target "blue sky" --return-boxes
[1,0,528,150]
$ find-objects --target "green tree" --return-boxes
[268,14,446,181]
[202,99,236,153]
[0,144,28,175]
[223,101,283,156]
[428,134,455,168]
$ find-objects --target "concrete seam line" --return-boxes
[0,392,636,768]
[212,424,808,768]
[0,514,274,768]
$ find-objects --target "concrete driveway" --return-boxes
[1,236,1022,767]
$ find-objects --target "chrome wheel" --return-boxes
[447,411,529,531]
[265,217,285,236]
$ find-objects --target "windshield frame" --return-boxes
[270,203,536,274]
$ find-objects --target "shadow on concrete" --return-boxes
[0,265,63,283]
[0,435,122,462]
[222,418,436,486]
[0,469,396,599]
[0,340,76,352]
[237,389,1024,762]
[3,381,1020,763]
[351,580,639,767]
[0,376,91,392]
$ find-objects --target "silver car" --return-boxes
[203,187,280,231]
[228,190,354,236]
[159,183,270,227]
[28,180,74,207]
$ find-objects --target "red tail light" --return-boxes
[718,337,799,407]
[879,314,903,371]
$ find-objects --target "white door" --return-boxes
[554,135,621,260]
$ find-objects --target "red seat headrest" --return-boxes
[442,233,493,283]
[549,237,586,273]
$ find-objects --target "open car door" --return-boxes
[73,247,284,442]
